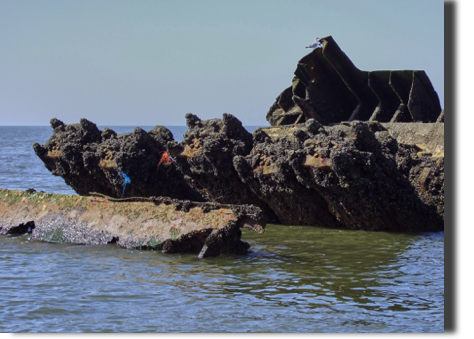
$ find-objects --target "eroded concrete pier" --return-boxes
[0,189,265,258]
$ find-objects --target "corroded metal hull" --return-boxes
[0,189,265,258]
[267,36,443,126]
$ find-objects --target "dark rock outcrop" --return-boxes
[32,114,443,232]
[166,113,444,231]
[167,113,279,222]
[235,120,443,231]
[33,118,203,201]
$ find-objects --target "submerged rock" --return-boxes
[0,189,265,258]
[33,118,203,201]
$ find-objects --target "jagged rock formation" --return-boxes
[383,123,444,219]
[236,120,444,231]
[233,126,344,227]
[167,113,279,222]
[170,114,444,231]
[267,36,443,126]
[25,34,446,239]
[32,114,443,232]
[33,118,203,201]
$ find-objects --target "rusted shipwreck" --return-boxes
[267,36,443,126]
[1,35,444,255]
[0,189,265,258]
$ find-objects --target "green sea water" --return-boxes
[0,225,443,332]
[0,126,444,332]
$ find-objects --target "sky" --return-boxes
[0,0,444,126]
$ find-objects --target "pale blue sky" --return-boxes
[0,0,444,126]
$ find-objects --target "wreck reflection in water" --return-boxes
[0,225,443,333]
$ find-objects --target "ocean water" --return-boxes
[0,125,444,333]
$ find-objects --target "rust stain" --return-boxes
[303,154,331,169]
[180,138,202,158]
[262,164,278,176]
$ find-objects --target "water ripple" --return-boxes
[0,127,444,333]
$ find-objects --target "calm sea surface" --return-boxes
[0,126,444,333]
